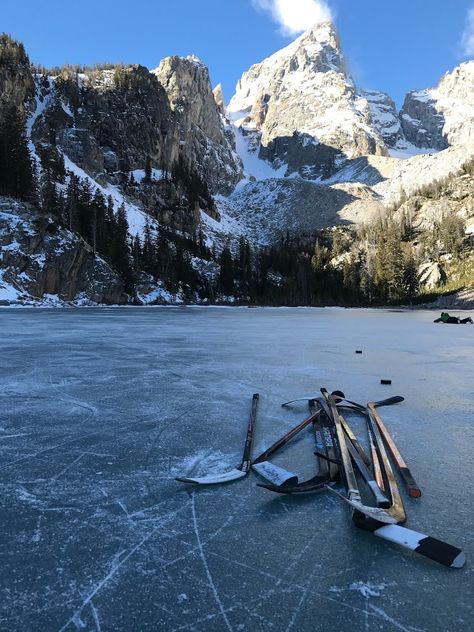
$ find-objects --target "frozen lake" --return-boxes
[0,307,473,631]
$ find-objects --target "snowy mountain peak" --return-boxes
[228,21,345,120]
[228,22,384,179]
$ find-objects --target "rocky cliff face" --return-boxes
[400,90,448,150]
[0,35,35,116]
[359,89,402,148]
[431,61,474,148]
[228,22,387,178]
[0,198,127,304]
[399,62,474,151]
[48,65,174,180]
[153,56,242,194]
[31,60,241,196]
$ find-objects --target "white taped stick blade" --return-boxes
[252,461,299,486]
[175,469,246,485]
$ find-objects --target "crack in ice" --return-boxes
[191,492,233,632]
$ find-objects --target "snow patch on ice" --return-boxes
[171,450,240,478]
[329,581,390,599]
[350,581,385,598]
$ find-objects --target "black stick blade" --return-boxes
[415,536,465,569]
[353,515,465,568]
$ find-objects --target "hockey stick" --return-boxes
[252,408,321,465]
[367,403,421,498]
[338,395,421,498]
[320,389,396,524]
[352,514,465,569]
[322,392,465,567]
[317,396,390,508]
[175,394,259,485]
[282,394,404,410]
[257,400,337,494]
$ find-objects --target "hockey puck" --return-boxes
[381,379,392,385]
[355,350,363,354]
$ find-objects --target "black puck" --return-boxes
[355,350,363,354]
[381,379,392,385]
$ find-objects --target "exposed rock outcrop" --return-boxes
[0,35,35,116]
[31,66,175,181]
[360,89,402,148]
[399,61,474,151]
[431,61,474,148]
[400,90,448,150]
[419,262,447,289]
[30,60,242,196]
[219,177,384,244]
[153,56,242,194]
[213,83,225,112]
[0,198,127,304]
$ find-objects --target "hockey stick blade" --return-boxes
[257,480,333,494]
[176,393,259,486]
[324,485,397,524]
[175,469,247,485]
[252,461,299,487]
[281,396,319,407]
[354,517,466,568]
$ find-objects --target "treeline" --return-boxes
[209,226,416,306]
[31,61,128,78]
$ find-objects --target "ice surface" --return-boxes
[0,307,472,631]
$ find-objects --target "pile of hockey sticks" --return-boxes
[176,390,465,568]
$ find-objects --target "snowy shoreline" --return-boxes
[1,299,473,311]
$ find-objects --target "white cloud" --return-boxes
[461,7,474,56]
[252,0,334,36]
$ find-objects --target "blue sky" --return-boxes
[2,0,473,107]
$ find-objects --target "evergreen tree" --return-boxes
[40,169,60,217]
[92,189,107,255]
[110,204,135,294]
[66,175,79,231]
[141,220,154,273]
[0,106,36,200]
[155,230,172,282]
[237,236,252,297]
[131,234,142,273]
[402,245,419,302]
[144,155,152,183]
[76,179,94,243]
[218,246,234,296]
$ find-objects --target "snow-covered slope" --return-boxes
[374,144,474,203]
[217,178,384,245]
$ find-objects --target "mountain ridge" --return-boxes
[0,28,473,306]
